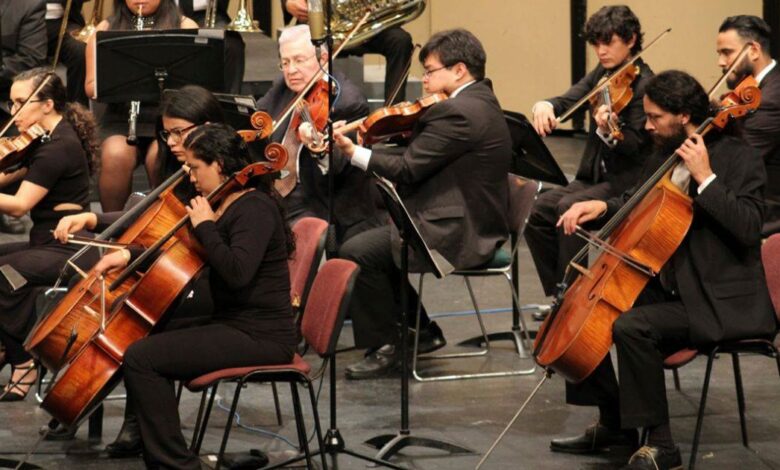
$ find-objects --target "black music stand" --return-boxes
[95,29,225,103]
[364,177,475,463]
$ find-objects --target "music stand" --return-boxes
[95,29,225,103]
[364,177,475,463]
[212,92,257,130]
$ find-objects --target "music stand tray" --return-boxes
[364,177,473,463]
[95,29,225,103]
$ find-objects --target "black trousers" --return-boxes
[565,300,690,429]
[123,323,295,469]
[46,19,88,105]
[347,27,414,104]
[524,180,612,296]
[338,225,430,349]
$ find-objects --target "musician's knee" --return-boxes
[99,137,139,172]
[612,312,643,343]
[123,339,152,374]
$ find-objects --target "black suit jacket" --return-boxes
[0,0,47,86]
[256,73,377,238]
[367,80,511,271]
[740,64,780,235]
[549,59,653,196]
[606,134,776,345]
[48,0,87,26]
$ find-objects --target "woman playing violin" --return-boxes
[90,123,297,469]
[0,68,96,401]
[85,0,198,213]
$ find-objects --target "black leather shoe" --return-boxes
[345,344,400,380]
[550,423,639,454]
[414,321,447,354]
[105,416,142,458]
[620,446,683,470]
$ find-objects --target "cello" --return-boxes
[476,74,761,469]
[25,156,286,427]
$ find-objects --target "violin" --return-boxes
[335,92,448,146]
[0,123,50,173]
[589,65,639,141]
[292,80,329,153]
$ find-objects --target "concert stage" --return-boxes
[0,137,777,470]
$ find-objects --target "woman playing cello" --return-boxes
[0,68,97,401]
[88,123,297,468]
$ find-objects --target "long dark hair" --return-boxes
[108,0,183,30]
[184,123,296,256]
[155,85,225,179]
[14,68,98,174]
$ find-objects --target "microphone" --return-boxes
[307,0,326,60]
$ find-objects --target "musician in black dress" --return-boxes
[85,0,198,212]
[0,68,96,401]
[90,123,297,469]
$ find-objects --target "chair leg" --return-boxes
[215,381,243,470]
[193,383,219,454]
[463,276,492,352]
[672,368,681,391]
[411,274,425,380]
[176,381,184,404]
[290,383,314,469]
[689,349,717,470]
[731,352,749,448]
[271,382,283,426]
[190,389,209,452]
[306,379,328,470]
[505,272,532,357]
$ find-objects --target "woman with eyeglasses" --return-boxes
[50,85,227,452]
[85,0,198,213]
[0,68,97,402]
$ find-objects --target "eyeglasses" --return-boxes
[6,99,44,112]
[278,54,316,71]
[159,124,198,144]
[422,65,451,79]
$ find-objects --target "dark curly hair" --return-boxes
[644,70,710,125]
[14,68,98,174]
[184,123,295,257]
[583,5,643,55]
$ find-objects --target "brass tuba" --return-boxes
[329,0,426,49]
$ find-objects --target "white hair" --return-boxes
[278,25,314,50]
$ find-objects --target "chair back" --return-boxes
[300,259,360,357]
[507,173,541,255]
[761,234,780,325]
[288,217,328,312]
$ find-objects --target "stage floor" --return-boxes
[1,136,779,470]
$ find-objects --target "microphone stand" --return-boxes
[324,4,337,259]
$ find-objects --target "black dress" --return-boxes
[0,119,91,365]
[122,189,297,469]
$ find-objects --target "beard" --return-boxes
[724,57,755,89]
[652,123,688,156]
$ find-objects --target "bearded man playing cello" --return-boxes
[551,70,776,470]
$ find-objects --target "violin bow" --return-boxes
[384,43,421,107]
[707,42,752,99]
[556,28,672,123]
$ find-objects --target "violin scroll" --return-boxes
[711,75,762,129]
[248,111,274,140]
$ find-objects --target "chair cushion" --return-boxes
[456,248,512,273]
[185,354,311,392]
[663,348,697,368]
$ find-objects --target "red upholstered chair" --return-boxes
[185,259,359,470]
[288,217,328,317]
[661,234,780,470]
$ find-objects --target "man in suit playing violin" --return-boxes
[554,70,776,470]
[525,5,653,311]
[716,15,780,237]
[332,28,511,379]
[257,24,379,244]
